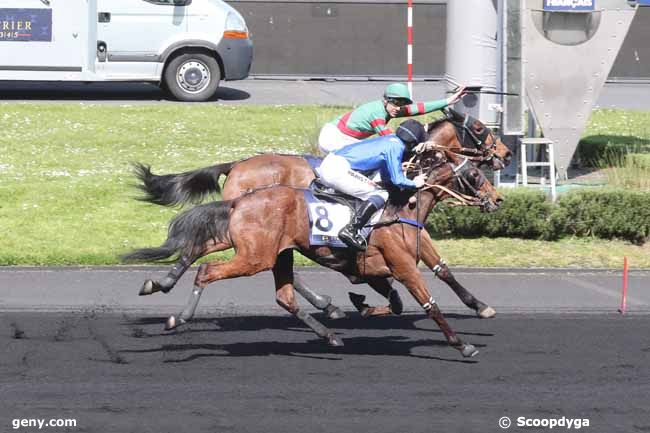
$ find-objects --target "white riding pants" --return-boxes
[317,154,389,202]
[318,123,361,154]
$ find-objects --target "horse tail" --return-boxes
[122,201,233,263]
[133,161,236,207]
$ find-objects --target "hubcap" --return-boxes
[176,60,211,94]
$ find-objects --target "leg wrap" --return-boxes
[159,256,191,293]
[179,286,204,321]
[296,309,331,338]
[294,274,332,310]
[421,296,436,312]
[432,259,447,276]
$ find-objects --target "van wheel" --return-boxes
[164,53,221,102]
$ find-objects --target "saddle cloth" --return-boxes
[303,155,323,176]
[303,190,383,248]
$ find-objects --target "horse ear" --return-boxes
[445,107,464,122]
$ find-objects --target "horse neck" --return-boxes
[428,121,460,151]
[386,177,443,225]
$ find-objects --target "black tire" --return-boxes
[163,52,221,102]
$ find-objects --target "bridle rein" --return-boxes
[405,146,490,208]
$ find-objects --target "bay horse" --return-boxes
[124,148,503,358]
[134,111,511,319]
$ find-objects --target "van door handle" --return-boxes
[98,12,111,23]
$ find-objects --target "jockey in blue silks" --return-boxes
[317,119,428,251]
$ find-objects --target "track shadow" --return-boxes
[0,81,166,101]
[0,82,250,102]
[126,314,493,337]
[120,335,482,364]
[213,86,250,101]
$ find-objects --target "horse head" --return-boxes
[426,108,512,171]
[411,146,504,213]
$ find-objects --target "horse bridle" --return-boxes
[439,109,499,165]
[407,149,490,208]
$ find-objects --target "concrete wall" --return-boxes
[228,1,650,81]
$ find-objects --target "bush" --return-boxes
[553,190,650,245]
[427,188,650,244]
[577,138,650,167]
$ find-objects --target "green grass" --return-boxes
[0,103,648,267]
[578,108,650,174]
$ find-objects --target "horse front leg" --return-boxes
[387,251,478,358]
[419,230,496,319]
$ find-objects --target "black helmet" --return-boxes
[396,119,426,149]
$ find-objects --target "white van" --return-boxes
[0,0,252,101]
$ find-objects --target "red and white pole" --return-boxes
[618,256,629,314]
[407,0,414,99]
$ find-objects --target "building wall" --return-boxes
[228,1,650,80]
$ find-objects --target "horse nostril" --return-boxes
[496,197,504,207]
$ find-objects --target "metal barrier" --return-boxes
[519,137,557,202]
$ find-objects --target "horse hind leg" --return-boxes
[140,255,192,296]
[165,245,267,331]
[348,277,403,318]
[270,250,342,318]
[293,272,346,320]
[274,251,343,347]
[140,237,227,297]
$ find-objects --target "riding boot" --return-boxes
[338,199,381,251]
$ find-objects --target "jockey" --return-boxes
[318,119,428,251]
[318,83,467,154]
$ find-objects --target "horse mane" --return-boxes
[427,117,449,134]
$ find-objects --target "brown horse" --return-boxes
[124,148,503,358]
[135,111,511,318]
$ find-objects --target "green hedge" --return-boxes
[577,138,650,167]
[427,189,650,244]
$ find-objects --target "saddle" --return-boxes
[309,178,364,211]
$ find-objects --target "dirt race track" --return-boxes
[1,268,649,433]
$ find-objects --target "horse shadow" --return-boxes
[127,313,494,337]
[120,335,483,364]
[121,314,491,363]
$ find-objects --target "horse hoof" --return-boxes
[139,280,160,296]
[478,306,496,319]
[165,315,186,331]
[327,334,344,347]
[460,344,479,358]
[325,304,347,320]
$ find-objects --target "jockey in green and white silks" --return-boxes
[318,83,467,154]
